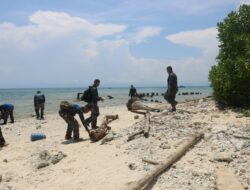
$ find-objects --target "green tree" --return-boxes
[209,5,250,107]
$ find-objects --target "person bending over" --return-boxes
[59,101,90,141]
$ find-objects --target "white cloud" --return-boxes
[0,10,218,87]
[166,28,218,49]
[163,27,220,84]
[0,11,127,50]
[132,26,162,43]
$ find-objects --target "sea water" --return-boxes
[0,87,212,119]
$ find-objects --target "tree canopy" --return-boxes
[209,5,250,107]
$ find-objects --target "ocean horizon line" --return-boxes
[0,85,211,90]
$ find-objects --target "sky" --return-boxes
[0,0,249,88]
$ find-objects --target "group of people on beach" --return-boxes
[0,66,178,147]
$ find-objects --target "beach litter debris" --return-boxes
[30,133,46,141]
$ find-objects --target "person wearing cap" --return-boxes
[85,79,104,130]
[164,66,178,111]
[0,104,14,124]
[59,102,90,141]
[34,91,45,119]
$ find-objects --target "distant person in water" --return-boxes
[129,85,137,98]
[0,104,14,124]
[164,66,178,111]
[34,91,45,119]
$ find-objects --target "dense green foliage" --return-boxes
[209,5,250,107]
[243,110,250,117]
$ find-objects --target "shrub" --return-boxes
[209,5,250,107]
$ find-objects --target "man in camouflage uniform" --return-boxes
[0,104,14,124]
[34,91,45,119]
[59,102,90,141]
[85,79,104,129]
[164,66,178,111]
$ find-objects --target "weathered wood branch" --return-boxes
[124,131,205,190]
[233,134,250,140]
[127,130,144,142]
[100,114,119,128]
[142,159,159,165]
[144,111,150,138]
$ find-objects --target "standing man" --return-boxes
[164,66,178,111]
[0,104,14,124]
[59,101,90,141]
[34,91,45,119]
[129,85,137,98]
[85,79,104,130]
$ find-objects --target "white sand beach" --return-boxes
[0,98,249,190]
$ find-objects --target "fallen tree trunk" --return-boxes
[125,131,204,190]
[144,111,150,137]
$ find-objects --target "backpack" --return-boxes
[81,87,91,102]
[60,101,73,110]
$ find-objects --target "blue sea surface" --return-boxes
[0,86,212,119]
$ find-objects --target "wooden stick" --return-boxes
[233,135,250,140]
[127,130,144,142]
[142,159,159,165]
[125,131,204,190]
[144,111,150,138]
[178,109,197,114]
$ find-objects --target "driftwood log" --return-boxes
[125,131,205,190]
[142,159,159,165]
[144,111,150,137]
[89,114,118,142]
[100,114,119,128]
[127,130,144,142]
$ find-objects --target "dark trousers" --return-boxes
[2,108,14,124]
[85,102,99,129]
[59,110,79,140]
[0,127,6,146]
[164,89,178,110]
[35,103,44,119]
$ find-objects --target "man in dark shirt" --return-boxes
[164,66,178,111]
[129,85,137,98]
[34,91,45,119]
[0,104,14,124]
[59,102,90,141]
[85,79,104,129]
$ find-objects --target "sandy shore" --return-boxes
[0,98,249,190]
